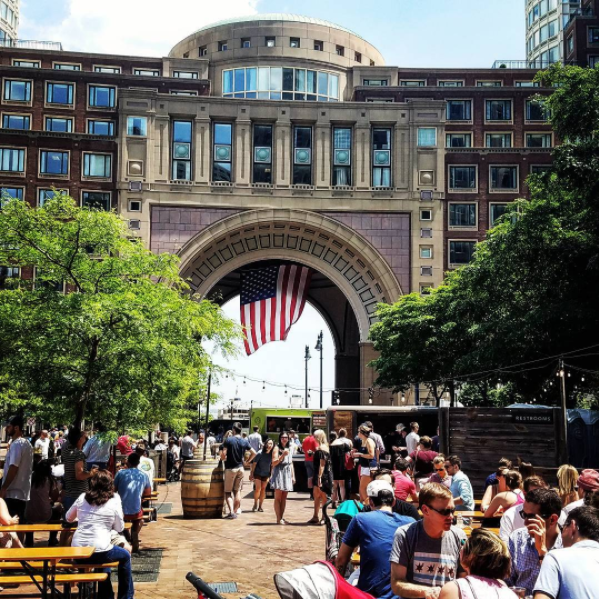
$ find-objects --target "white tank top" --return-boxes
[455,576,518,599]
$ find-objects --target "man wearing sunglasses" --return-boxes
[391,483,466,599]
[506,488,563,595]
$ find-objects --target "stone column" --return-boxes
[315,123,331,189]
[274,108,291,186]
[354,124,371,190]
[194,116,211,184]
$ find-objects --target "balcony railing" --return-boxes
[492,60,554,70]
[0,39,62,50]
[565,6,594,27]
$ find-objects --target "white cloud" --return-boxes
[22,0,259,56]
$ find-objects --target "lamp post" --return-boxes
[315,330,323,410]
[304,345,311,408]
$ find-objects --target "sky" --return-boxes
[19,0,526,67]
[17,0,526,408]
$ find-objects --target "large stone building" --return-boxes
[0,14,559,404]
[0,0,18,44]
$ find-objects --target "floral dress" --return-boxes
[270,449,294,492]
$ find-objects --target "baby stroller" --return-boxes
[274,561,374,599]
[322,499,363,564]
[167,450,180,482]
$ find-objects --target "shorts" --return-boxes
[4,498,26,521]
[305,461,314,488]
[253,474,270,482]
[224,467,244,493]
[124,510,144,521]
[360,467,371,477]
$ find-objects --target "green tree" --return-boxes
[0,195,241,430]
[371,64,599,406]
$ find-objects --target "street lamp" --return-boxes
[315,331,323,410]
[304,345,311,408]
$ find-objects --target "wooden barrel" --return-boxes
[181,459,224,519]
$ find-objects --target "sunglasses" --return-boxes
[435,468,446,472]
[280,436,289,439]
[426,505,455,517]
[520,509,552,520]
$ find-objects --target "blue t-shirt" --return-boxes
[114,468,150,515]
[223,436,251,469]
[343,510,415,599]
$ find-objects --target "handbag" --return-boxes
[344,447,355,471]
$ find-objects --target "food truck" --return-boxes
[249,407,326,443]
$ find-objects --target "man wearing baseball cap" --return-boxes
[336,479,415,599]
[558,468,599,527]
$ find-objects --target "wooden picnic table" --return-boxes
[459,511,485,519]
[0,546,95,599]
[0,522,132,533]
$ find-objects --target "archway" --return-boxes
[178,209,403,404]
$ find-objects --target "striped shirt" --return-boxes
[62,442,89,499]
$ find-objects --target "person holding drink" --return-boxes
[270,432,295,525]
[352,425,377,504]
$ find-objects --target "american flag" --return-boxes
[240,264,312,355]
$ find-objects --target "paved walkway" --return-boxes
[136,476,325,599]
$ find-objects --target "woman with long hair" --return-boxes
[483,470,524,518]
[351,425,377,503]
[270,432,295,525]
[439,528,517,598]
[308,429,333,524]
[25,459,62,546]
[330,428,353,507]
[556,464,579,507]
[250,438,274,512]
[66,470,134,599]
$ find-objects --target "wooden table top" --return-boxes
[0,522,132,533]
[0,547,95,561]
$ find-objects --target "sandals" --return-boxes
[307,517,320,524]
[258,507,264,512]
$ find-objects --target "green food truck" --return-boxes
[249,407,326,442]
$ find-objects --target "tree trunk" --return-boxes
[75,337,100,429]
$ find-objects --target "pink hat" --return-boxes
[578,469,599,492]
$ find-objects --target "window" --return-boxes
[531,164,551,175]
[3,79,31,103]
[45,116,73,132]
[266,37,276,48]
[420,209,432,221]
[400,80,426,87]
[87,119,115,136]
[170,90,198,96]
[134,69,160,77]
[81,191,111,211]
[83,153,112,178]
[354,51,362,63]
[38,188,67,207]
[0,186,24,206]
[53,63,80,71]
[173,71,198,79]
[567,35,574,54]
[293,126,312,185]
[419,246,432,259]
[2,114,30,129]
[0,266,19,289]
[0,148,25,173]
[526,99,548,122]
[417,128,437,147]
[449,203,477,228]
[314,40,323,51]
[128,200,142,212]
[372,128,391,188]
[490,166,518,191]
[213,123,232,182]
[46,82,75,106]
[590,56,599,68]
[253,124,272,184]
[13,60,39,68]
[199,46,208,56]
[490,204,509,227]
[449,240,476,266]
[335,45,344,56]
[420,284,433,294]
[526,133,552,148]
[127,116,147,136]
[485,133,512,148]
[420,266,433,277]
[241,38,251,48]
[515,81,539,87]
[222,66,339,102]
[438,80,463,87]
[420,228,433,239]
[446,100,471,121]
[486,100,512,121]
[332,127,352,186]
[446,133,472,148]
[589,27,599,43]
[89,85,116,108]
[172,120,192,181]
[94,65,121,74]
[477,81,502,87]
[363,79,388,86]
[39,150,69,176]
[290,38,300,48]
[449,166,476,190]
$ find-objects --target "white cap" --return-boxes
[366,479,394,498]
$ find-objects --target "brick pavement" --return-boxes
[134,474,324,599]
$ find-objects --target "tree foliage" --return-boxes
[370,64,599,407]
[0,195,241,430]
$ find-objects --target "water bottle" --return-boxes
[456,511,463,528]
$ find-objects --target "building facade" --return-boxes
[0,14,557,404]
[563,0,599,66]
[0,0,18,44]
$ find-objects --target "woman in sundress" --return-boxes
[270,432,295,525]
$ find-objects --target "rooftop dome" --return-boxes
[185,13,365,40]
